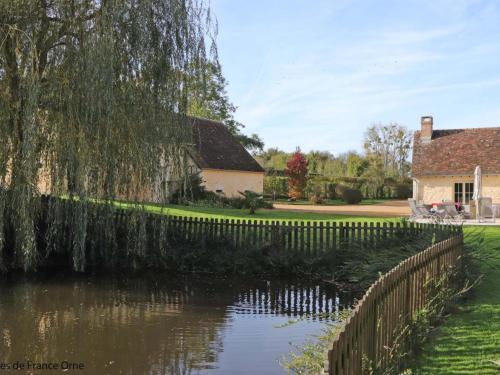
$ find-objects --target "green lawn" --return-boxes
[115,201,400,223]
[414,226,500,374]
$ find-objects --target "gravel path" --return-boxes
[272,200,410,217]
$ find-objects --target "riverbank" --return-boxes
[2,196,450,280]
[414,226,500,374]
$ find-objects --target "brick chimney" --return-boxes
[420,116,433,143]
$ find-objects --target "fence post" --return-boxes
[363,222,368,248]
[300,221,305,253]
[339,222,344,248]
[319,221,324,253]
[287,220,293,251]
[325,221,331,252]
[313,221,318,255]
[306,221,312,254]
[235,219,240,247]
[369,222,375,247]
[333,222,337,251]
[293,221,298,252]
[241,219,247,244]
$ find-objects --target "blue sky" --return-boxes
[210,0,500,153]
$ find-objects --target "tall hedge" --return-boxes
[264,175,412,200]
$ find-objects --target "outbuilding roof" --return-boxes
[412,127,500,176]
[189,117,264,173]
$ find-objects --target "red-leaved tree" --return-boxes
[285,148,308,199]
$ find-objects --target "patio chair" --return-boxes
[441,201,465,225]
[477,197,497,223]
[408,199,441,223]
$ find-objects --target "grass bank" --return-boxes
[414,226,500,374]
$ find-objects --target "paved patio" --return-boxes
[273,201,500,225]
[412,218,500,226]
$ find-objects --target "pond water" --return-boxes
[0,275,353,374]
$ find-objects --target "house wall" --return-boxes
[34,156,265,202]
[415,175,500,204]
[34,154,201,204]
[482,176,500,202]
[201,169,264,198]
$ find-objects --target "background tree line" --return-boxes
[258,122,411,179]
[259,123,413,201]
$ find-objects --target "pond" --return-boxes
[0,275,353,374]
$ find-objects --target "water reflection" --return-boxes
[0,275,353,374]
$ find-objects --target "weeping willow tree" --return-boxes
[0,0,217,271]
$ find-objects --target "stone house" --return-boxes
[412,116,500,210]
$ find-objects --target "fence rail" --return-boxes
[322,234,464,374]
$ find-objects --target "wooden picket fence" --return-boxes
[39,196,461,255]
[322,234,464,374]
[120,211,461,253]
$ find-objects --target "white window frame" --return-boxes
[454,182,474,205]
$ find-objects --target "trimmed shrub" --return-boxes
[342,188,362,204]
[335,184,349,197]
[305,178,325,204]
[226,196,247,209]
[189,192,273,210]
[325,183,336,199]
[171,173,207,203]
[309,188,323,204]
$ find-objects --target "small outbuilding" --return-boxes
[189,117,264,198]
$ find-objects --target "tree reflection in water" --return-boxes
[0,276,353,374]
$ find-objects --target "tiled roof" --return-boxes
[190,117,264,173]
[412,127,500,176]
